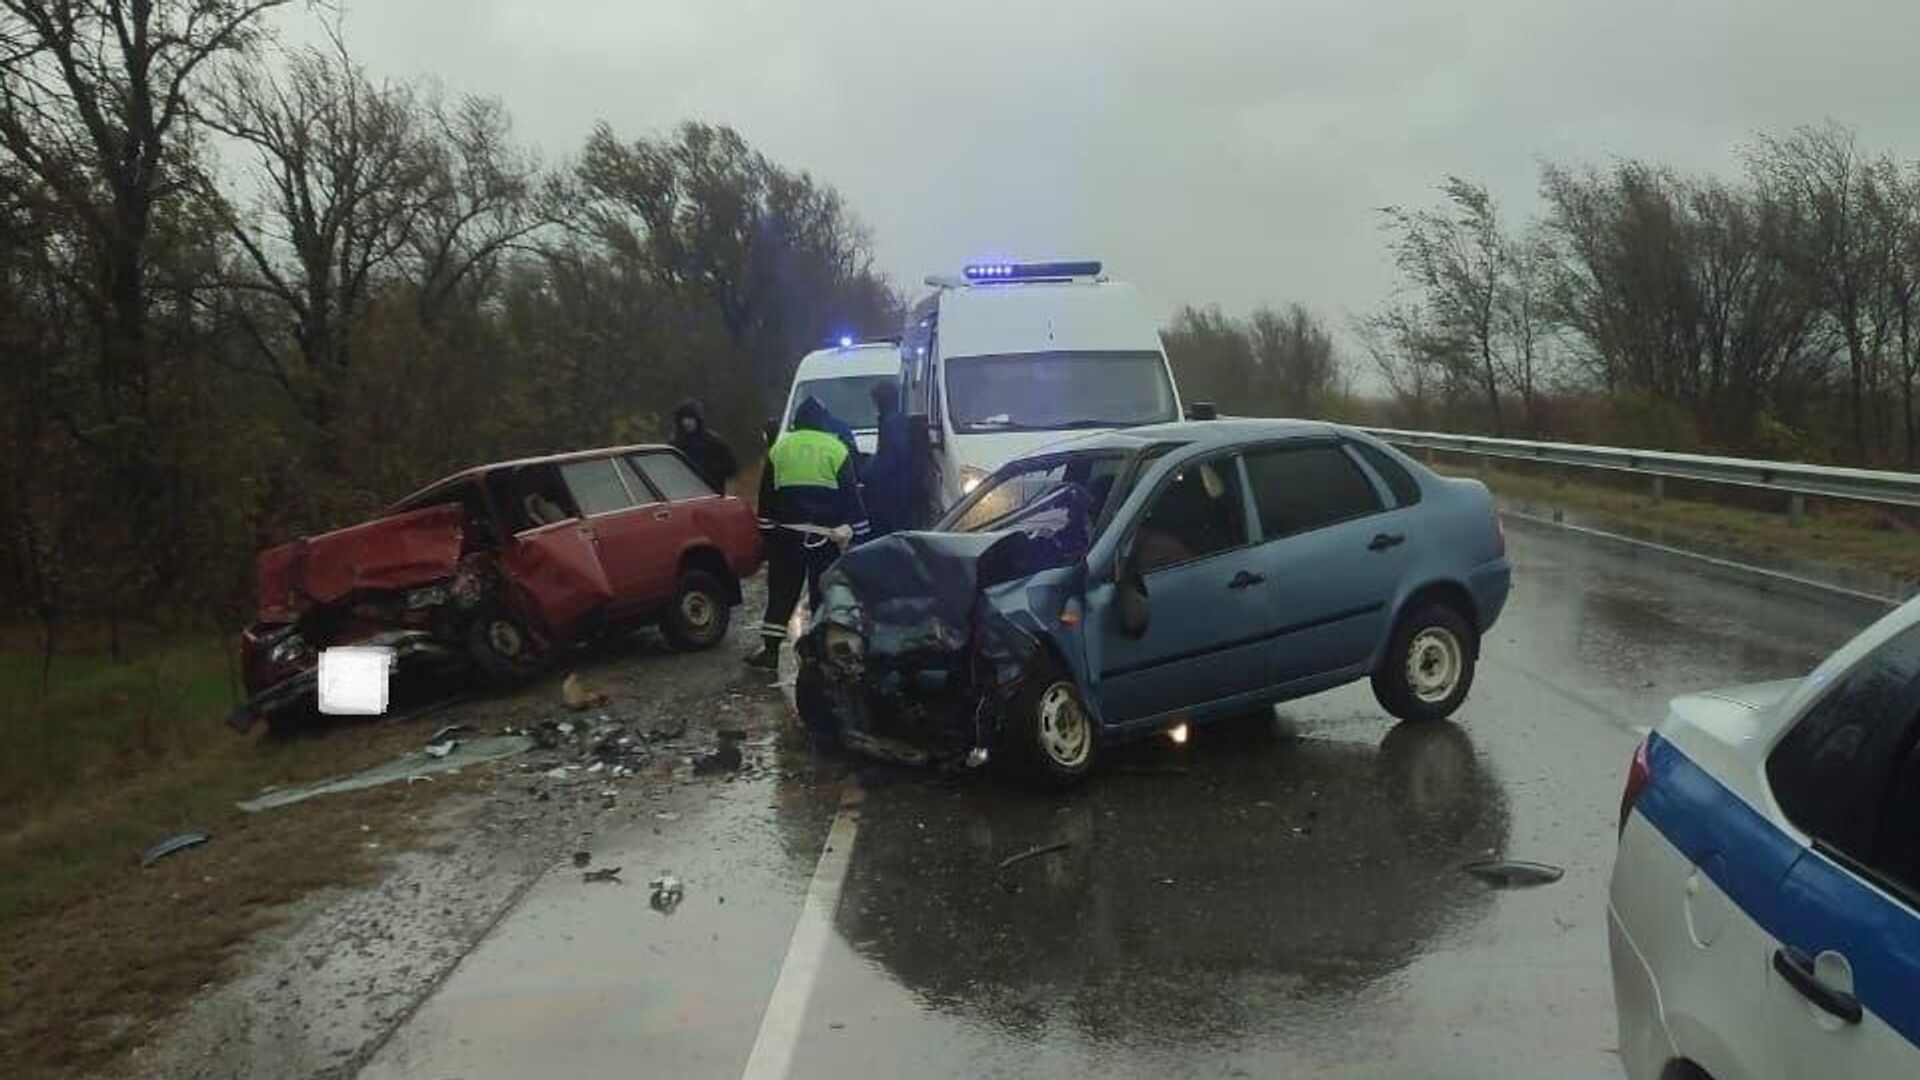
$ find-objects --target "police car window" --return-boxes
[560,458,635,517]
[632,452,714,500]
[1767,623,1920,864]
[1350,441,1422,507]
[1133,458,1249,573]
[1243,444,1383,538]
[1876,729,1920,901]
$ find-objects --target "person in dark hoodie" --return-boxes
[670,399,739,493]
[748,396,871,669]
[859,380,913,535]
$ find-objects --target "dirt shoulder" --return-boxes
[2,582,785,1080]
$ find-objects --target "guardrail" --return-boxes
[1357,426,1920,520]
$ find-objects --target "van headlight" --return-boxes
[960,466,988,495]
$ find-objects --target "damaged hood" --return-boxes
[256,503,465,624]
[818,488,1093,656]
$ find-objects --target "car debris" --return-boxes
[583,866,623,884]
[691,733,744,775]
[561,672,608,711]
[1461,859,1564,888]
[572,851,592,868]
[423,741,457,759]
[649,874,684,912]
[237,734,534,811]
[996,841,1071,873]
[139,831,211,868]
[427,723,476,746]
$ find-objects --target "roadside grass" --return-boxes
[0,626,478,1080]
[1430,457,1920,584]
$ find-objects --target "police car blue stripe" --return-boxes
[1635,732,1920,1049]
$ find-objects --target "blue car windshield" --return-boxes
[943,451,1134,534]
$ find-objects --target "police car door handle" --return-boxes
[1771,946,1862,1024]
[1368,532,1405,551]
[1228,570,1265,590]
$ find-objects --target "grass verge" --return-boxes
[0,627,472,1080]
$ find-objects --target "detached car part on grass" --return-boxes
[797,419,1512,786]
[232,444,762,732]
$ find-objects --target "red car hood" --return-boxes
[257,504,465,624]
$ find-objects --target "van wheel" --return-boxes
[1371,602,1477,723]
[998,660,1097,787]
[662,570,732,651]
[466,607,546,686]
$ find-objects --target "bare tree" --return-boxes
[1378,178,1512,433]
[409,93,548,324]
[202,40,432,429]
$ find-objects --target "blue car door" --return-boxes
[1090,454,1268,725]
[1240,442,1408,689]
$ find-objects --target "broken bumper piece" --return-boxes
[229,630,457,732]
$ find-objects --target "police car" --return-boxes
[778,339,901,457]
[1609,593,1920,1080]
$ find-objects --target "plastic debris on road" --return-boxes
[649,874,684,913]
[1461,859,1565,888]
[582,866,622,884]
[139,831,211,867]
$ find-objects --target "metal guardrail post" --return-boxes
[1789,493,1806,528]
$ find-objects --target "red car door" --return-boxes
[558,456,683,611]
[500,520,614,636]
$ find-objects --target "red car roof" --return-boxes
[391,443,678,510]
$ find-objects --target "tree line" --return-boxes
[0,1,897,643]
[1359,123,1920,466]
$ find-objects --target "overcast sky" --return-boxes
[289,0,1920,332]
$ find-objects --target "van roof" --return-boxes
[931,279,1163,359]
[793,341,901,380]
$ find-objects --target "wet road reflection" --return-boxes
[832,719,1508,1049]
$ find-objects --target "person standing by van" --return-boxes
[747,397,872,669]
[860,381,912,536]
[670,399,739,493]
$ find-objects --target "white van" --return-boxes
[899,261,1189,515]
[777,340,902,456]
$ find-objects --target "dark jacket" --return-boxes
[860,406,914,535]
[758,397,871,541]
[670,400,738,493]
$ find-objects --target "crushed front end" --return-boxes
[795,499,1091,768]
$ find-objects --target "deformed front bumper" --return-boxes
[227,630,459,732]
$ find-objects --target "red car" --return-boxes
[231,445,763,732]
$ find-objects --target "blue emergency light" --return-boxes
[838,335,854,348]
[962,260,1102,282]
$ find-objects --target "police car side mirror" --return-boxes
[1184,402,1218,421]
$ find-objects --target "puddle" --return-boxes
[238,735,534,812]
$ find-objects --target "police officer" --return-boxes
[746,396,871,669]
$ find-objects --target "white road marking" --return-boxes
[740,785,862,1080]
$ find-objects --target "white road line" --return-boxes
[740,785,863,1080]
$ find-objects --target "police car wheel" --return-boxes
[1371,602,1478,723]
[662,570,732,651]
[999,661,1096,788]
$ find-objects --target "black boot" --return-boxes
[744,642,780,670]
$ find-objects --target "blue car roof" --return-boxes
[1042,417,1349,454]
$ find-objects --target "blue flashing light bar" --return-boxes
[962,260,1102,282]
[838,335,854,348]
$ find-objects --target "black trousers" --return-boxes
[759,530,839,646]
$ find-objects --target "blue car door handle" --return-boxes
[1227,570,1266,590]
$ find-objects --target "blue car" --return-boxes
[795,419,1512,785]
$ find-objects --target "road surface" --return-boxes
[357,519,1886,1080]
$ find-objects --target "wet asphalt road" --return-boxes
[360,520,1888,1080]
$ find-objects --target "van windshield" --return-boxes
[943,350,1177,434]
[790,375,894,431]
